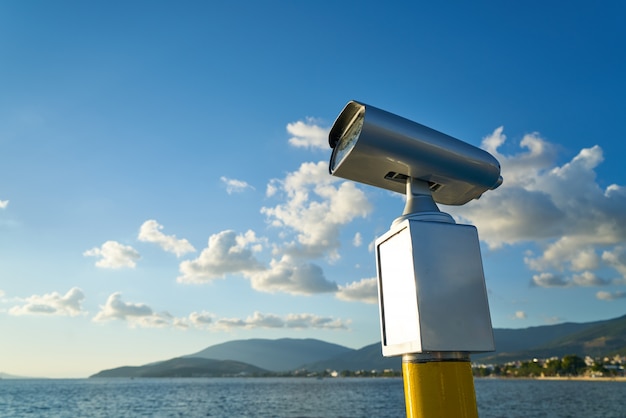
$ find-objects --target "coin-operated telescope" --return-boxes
[329,101,502,418]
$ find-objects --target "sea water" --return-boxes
[1,377,624,417]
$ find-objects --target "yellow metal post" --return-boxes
[402,354,478,418]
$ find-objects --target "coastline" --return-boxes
[536,375,626,382]
[476,376,626,382]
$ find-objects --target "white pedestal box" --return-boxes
[375,218,495,357]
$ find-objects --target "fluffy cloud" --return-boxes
[83,241,140,268]
[93,292,182,328]
[452,127,626,288]
[178,158,373,296]
[93,295,217,329]
[177,230,265,284]
[246,256,338,295]
[220,176,255,194]
[513,311,527,320]
[138,220,196,257]
[92,294,350,332]
[602,246,626,279]
[336,278,378,304]
[531,272,568,287]
[596,290,626,301]
[0,199,8,209]
[214,311,349,330]
[93,292,152,320]
[189,311,214,326]
[286,118,329,150]
[176,229,339,296]
[9,287,85,316]
[176,127,372,297]
[571,271,610,287]
[262,161,372,260]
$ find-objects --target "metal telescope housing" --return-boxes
[329,100,502,205]
[328,100,502,358]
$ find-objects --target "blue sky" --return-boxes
[1,1,625,378]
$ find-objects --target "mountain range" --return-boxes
[91,357,268,378]
[90,313,626,378]
[185,338,353,372]
[476,313,626,363]
[0,372,29,379]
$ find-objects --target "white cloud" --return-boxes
[596,290,626,301]
[336,278,378,304]
[214,317,246,329]
[283,313,349,329]
[245,159,373,296]
[451,127,626,287]
[178,157,372,296]
[531,271,610,288]
[513,311,527,320]
[286,118,329,150]
[91,294,353,332]
[134,313,176,328]
[571,271,609,287]
[0,199,8,209]
[92,293,351,332]
[189,311,214,326]
[266,181,279,197]
[602,247,626,279]
[213,311,349,331]
[93,294,215,329]
[176,229,339,295]
[352,232,362,247]
[220,176,255,194]
[83,241,140,269]
[246,256,338,295]
[262,161,372,260]
[177,230,265,284]
[367,239,376,253]
[93,292,152,320]
[570,248,601,271]
[531,272,568,288]
[481,127,558,188]
[9,287,85,317]
[93,292,179,328]
[219,311,284,329]
[138,219,195,257]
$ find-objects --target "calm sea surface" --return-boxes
[1,377,625,417]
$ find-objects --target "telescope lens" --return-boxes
[330,109,364,173]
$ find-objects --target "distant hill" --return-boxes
[475,314,626,364]
[0,372,32,379]
[91,357,268,378]
[491,321,598,353]
[542,313,626,356]
[185,338,352,372]
[302,343,400,372]
[90,314,626,377]
[321,315,626,369]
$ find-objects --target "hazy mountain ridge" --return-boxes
[185,338,352,372]
[477,314,626,364]
[301,343,400,372]
[90,314,626,377]
[0,372,33,379]
[91,357,268,378]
